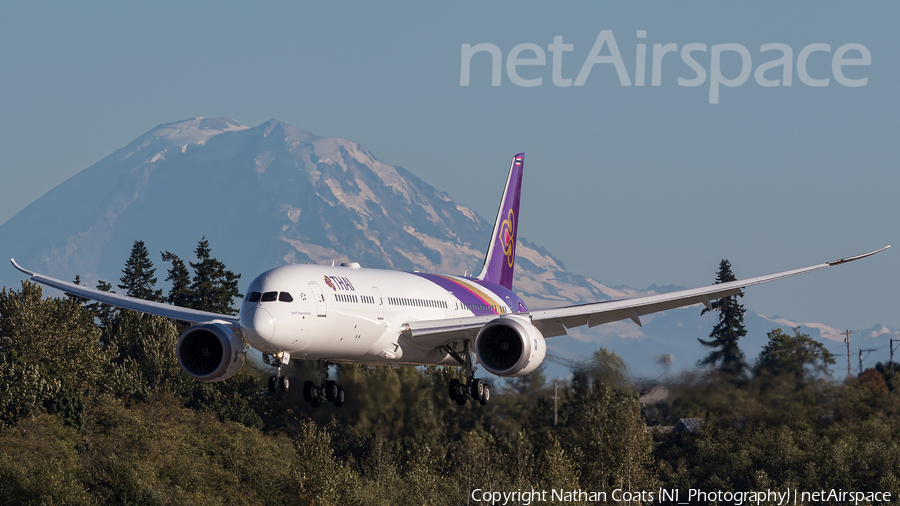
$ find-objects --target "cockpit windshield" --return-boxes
[246,291,293,303]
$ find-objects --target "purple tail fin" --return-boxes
[476,153,524,290]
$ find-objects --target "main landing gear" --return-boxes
[264,352,291,393]
[302,360,345,408]
[445,341,490,406]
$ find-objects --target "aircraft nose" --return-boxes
[240,306,275,342]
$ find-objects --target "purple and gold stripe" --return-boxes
[412,272,528,316]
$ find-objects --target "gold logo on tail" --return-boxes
[499,209,515,267]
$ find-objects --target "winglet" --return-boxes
[10,258,35,277]
[827,245,890,266]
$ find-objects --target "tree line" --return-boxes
[0,244,898,505]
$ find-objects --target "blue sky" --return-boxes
[1,1,897,330]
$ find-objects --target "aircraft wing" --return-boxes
[10,259,240,324]
[405,246,890,348]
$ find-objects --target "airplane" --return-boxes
[10,153,890,408]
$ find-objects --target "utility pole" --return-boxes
[553,381,558,427]
[859,348,879,376]
[843,330,852,380]
[889,338,900,390]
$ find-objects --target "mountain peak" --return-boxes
[148,117,247,141]
[255,118,319,144]
[116,117,248,162]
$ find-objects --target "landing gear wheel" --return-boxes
[268,376,278,392]
[334,386,345,407]
[311,396,322,408]
[325,380,338,402]
[455,392,467,406]
[479,385,490,405]
[303,381,315,403]
[470,379,484,401]
[449,379,460,401]
[279,376,290,393]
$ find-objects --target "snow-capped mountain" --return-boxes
[1,118,895,377]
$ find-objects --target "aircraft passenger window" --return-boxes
[248,292,262,303]
[279,292,293,302]
[261,291,278,302]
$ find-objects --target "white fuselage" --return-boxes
[237,264,523,367]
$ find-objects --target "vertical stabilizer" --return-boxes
[476,153,524,289]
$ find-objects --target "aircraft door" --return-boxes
[309,283,327,317]
[372,287,384,320]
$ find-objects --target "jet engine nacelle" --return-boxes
[474,315,547,377]
[176,320,246,382]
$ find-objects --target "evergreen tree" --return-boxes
[188,237,242,315]
[86,280,117,331]
[65,275,90,305]
[697,259,748,380]
[118,240,163,302]
[161,250,192,307]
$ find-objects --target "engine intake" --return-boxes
[176,321,246,382]
[475,316,546,377]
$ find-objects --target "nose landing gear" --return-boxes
[264,352,291,393]
[302,360,345,408]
